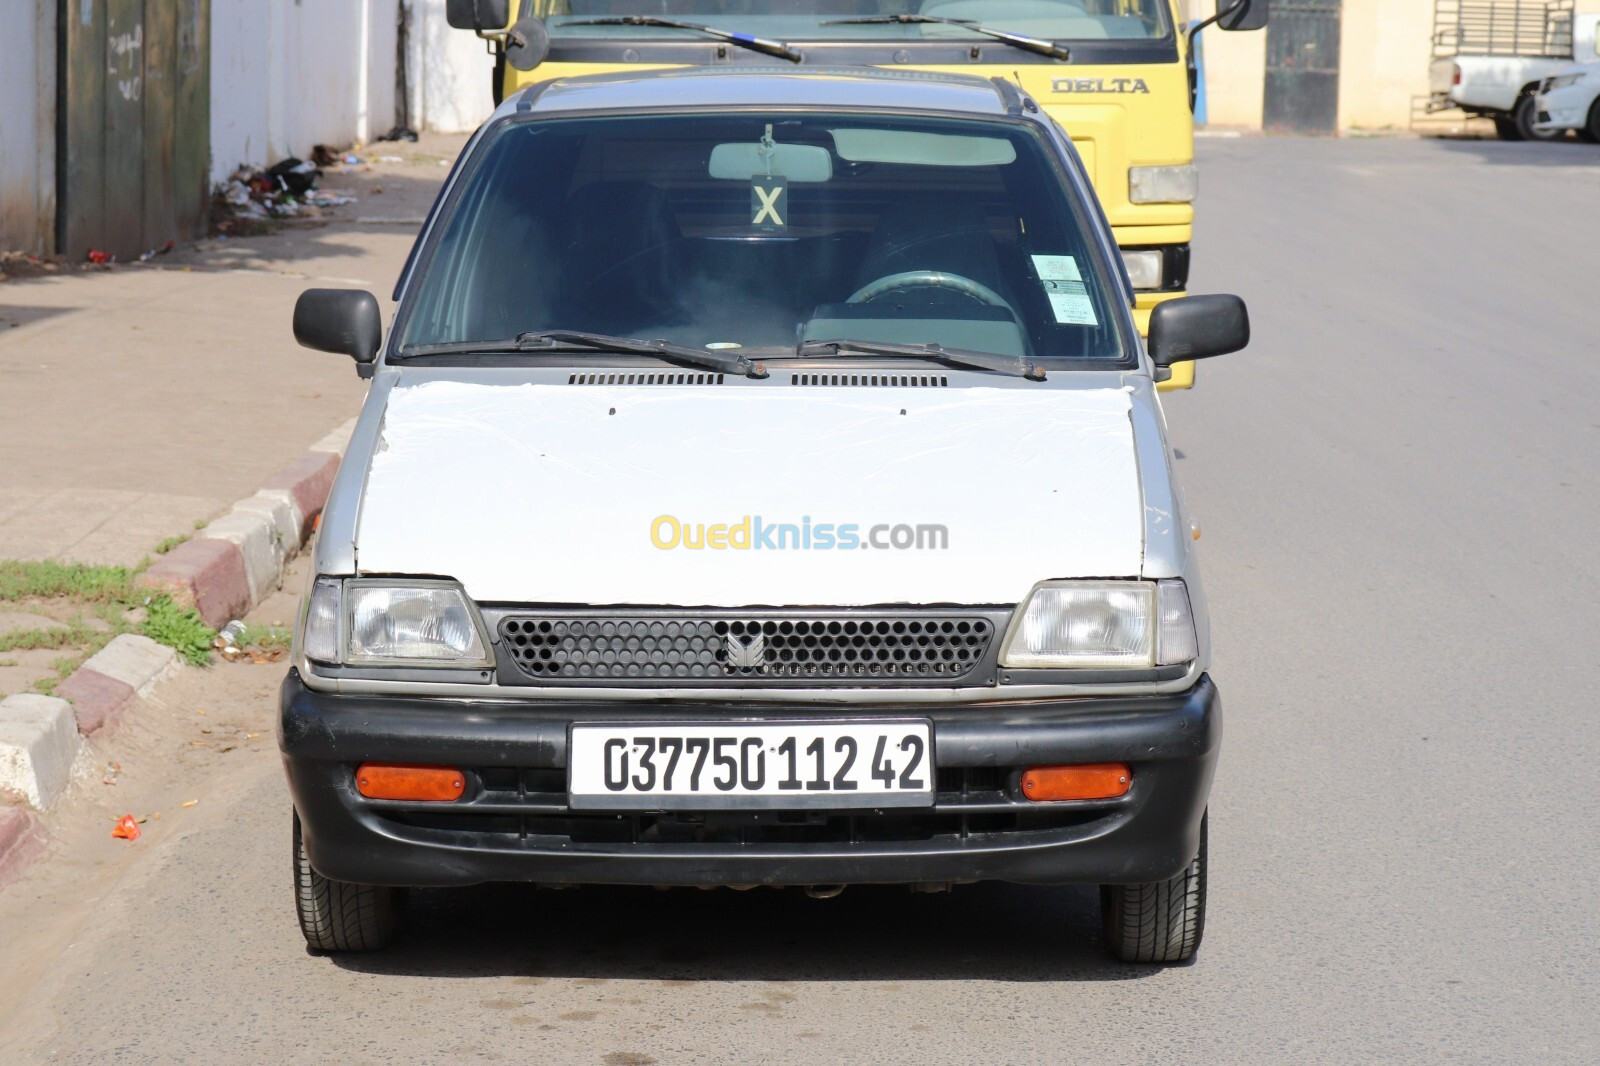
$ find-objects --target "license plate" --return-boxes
[568,721,934,810]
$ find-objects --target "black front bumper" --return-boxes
[281,672,1219,889]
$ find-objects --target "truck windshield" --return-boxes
[397,112,1131,365]
[533,0,1173,43]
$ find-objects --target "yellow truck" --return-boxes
[444,0,1265,388]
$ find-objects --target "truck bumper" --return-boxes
[281,671,1220,890]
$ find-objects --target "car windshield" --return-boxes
[397,111,1130,364]
[532,0,1172,43]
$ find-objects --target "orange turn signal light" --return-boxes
[356,763,465,802]
[1020,763,1131,802]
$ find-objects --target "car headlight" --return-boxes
[300,578,492,667]
[1545,73,1581,91]
[1001,580,1197,669]
[1129,164,1198,205]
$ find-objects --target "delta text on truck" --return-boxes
[443,0,1267,390]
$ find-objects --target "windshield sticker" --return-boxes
[1031,254,1098,326]
[751,176,787,228]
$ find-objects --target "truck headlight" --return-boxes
[1129,164,1198,204]
[301,578,492,667]
[1001,580,1197,669]
[1121,250,1164,290]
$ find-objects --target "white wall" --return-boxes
[407,0,497,134]
[0,0,57,254]
[210,0,402,184]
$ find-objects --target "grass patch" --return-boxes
[0,560,141,603]
[0,658,16,668]
[140,595,216,666]
[153,533,190,555]
[0,559,224,686]
[0,618,99,653]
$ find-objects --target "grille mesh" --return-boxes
[568,372,723,385]
[789,373,948,387]
[499,613,994,683]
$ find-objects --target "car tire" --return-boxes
[1583,99,1600,144]
[1514,93,1560,141]
[1101,813,1207,964]
[293,812,400,952]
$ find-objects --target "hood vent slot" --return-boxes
[568,372,724,386]
[790,373,948,388]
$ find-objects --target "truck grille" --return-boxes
[493,609,1002,687]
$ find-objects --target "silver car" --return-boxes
[284,67,1248,962]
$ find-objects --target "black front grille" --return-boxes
[494,610,1000,687]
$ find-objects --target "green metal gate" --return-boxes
[1263,0,1342,134]
[57,0,210,261]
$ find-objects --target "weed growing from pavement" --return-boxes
[235,622,291,655]
[141,596,217,667]
[153,534,190,555]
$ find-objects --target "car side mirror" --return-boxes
[1218,0,1267,31]
[1148,294,1249,366]
[446,0,510,32]
[294,289,382,379]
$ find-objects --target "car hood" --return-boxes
[354,377,1146,606]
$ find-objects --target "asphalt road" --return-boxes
[3,135,1598,1064]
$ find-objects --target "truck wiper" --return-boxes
[821,14,1070,61]
[558,16,802,62]
[796,338,1045,380]
[400,331,770,378]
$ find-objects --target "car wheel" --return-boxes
[1514,93,1560,141]
[1100,813,1207,964]
[1583,99,1600,144]
[293,812,400,952]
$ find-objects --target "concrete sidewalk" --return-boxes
[0,134,466,567]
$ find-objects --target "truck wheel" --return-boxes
[1514,93,1560,141]
[1100,813,1207,964]
[293,812,400,952]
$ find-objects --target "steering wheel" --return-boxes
[846,270,1012,310]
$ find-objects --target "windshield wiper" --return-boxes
[558,16,802,62]
[402,331,770,378]
[796,339,1045,381]
[821,14,1069,61]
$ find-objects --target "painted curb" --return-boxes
[0,694,84,810]
[56,635,179,735]
[60,418,355,736]
[140,538,252,629]
[135,419,354,629]
[0,804,44,888]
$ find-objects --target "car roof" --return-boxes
[493,66,1023,121]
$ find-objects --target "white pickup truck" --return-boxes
[1428,1,1600,140]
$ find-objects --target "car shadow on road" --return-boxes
[1425,135,1600,166]
[329,880,1163,983]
